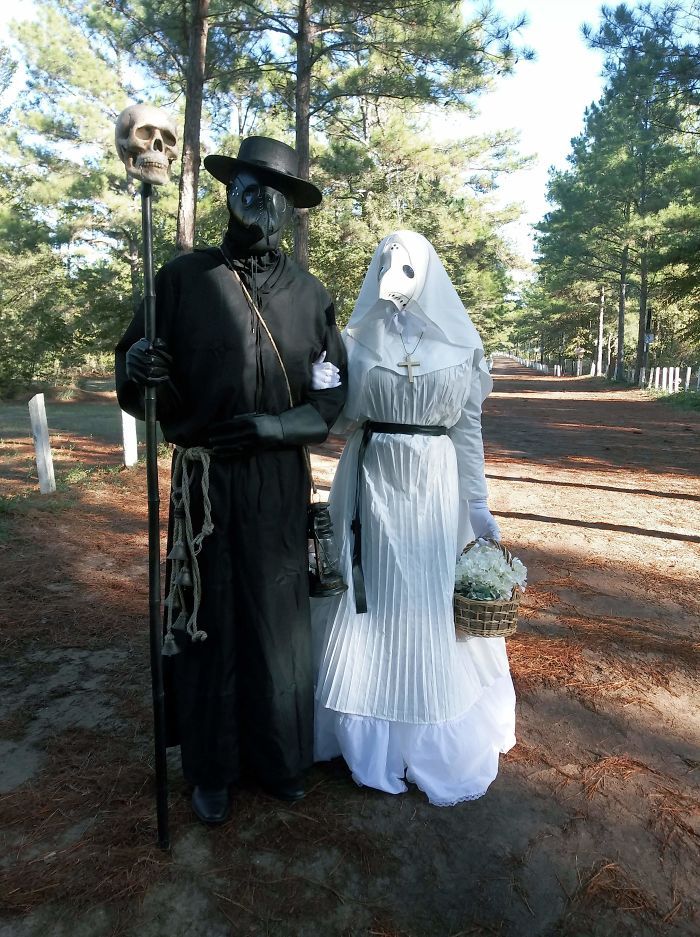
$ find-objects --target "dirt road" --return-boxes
[0,358,698,936]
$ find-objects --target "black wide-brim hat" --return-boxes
[204,136,322,208]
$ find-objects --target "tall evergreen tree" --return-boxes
[533,5,700,380]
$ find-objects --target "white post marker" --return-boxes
[121,410,139,466]
[674,366,680,394]
[28,393,56,494]
[639,367,646,387]
[654,367,660,390]
[684,366,691,391]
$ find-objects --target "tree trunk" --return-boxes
[294,0,312,271]
[634,249,649,384]
[176,0,210,254]
[596,284,605,376]
[615,245,628,381]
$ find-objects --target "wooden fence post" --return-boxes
[28,393,56,494]
[685,366,691,391]
[121,410,139,466]
[673,367,680,394]
[661,367,668,392]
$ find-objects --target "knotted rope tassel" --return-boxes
[163,446,214,655]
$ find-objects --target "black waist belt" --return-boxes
[351,421,448,613]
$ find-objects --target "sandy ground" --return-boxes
[0,358,698,936]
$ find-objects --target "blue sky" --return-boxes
[465,0,609,262]
[2,0,612,262]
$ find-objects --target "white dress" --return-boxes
[312,349,516,806]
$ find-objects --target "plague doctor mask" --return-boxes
[377,235,429,344]
[204,136,322,256]
[225,170,293,254]
[378,237,428,310]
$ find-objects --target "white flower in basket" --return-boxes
[453,539,527,638]
[455,539,527,601]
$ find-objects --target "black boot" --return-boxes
[191,785,231,825]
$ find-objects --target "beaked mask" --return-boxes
[226,169,293,254]
[377,235,429,311]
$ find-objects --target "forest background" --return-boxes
[0,0,699,395]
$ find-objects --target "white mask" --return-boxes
[342,230,491,421]
[377,235,428,310]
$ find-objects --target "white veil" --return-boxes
[342,230,492,421]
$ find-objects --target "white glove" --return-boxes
[311,351,341,390]
[468,498,501,541]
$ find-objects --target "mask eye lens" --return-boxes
[403,265,415,278]
[270,191,287,213]
[242,186,259,208]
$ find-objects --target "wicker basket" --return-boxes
[454,539,521,639]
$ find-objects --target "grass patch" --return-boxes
[657,389,700,411]
[0,399,145,446]
[55,387,79,401]
[61,465,93,486]
[55,461,130,492]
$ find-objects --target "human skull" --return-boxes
[115,104,178,186]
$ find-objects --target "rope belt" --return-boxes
[351,421,448,614]
[162,446,215,655]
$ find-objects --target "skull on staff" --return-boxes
[115,103,178,186]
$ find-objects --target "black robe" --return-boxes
[115,247,347,787]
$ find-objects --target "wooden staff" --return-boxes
[115,103,179,850]
[141,180,169,850]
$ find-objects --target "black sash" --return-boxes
[351,421,448,613]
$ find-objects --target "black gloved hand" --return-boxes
[209,413,284,456]
[210,405,329,457]
[125,337,173,387]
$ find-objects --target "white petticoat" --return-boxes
[315,641,516,807]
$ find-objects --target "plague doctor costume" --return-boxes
[116,137,347,824]
[312,231,516,806]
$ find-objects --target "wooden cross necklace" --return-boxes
[397,327,425,383]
